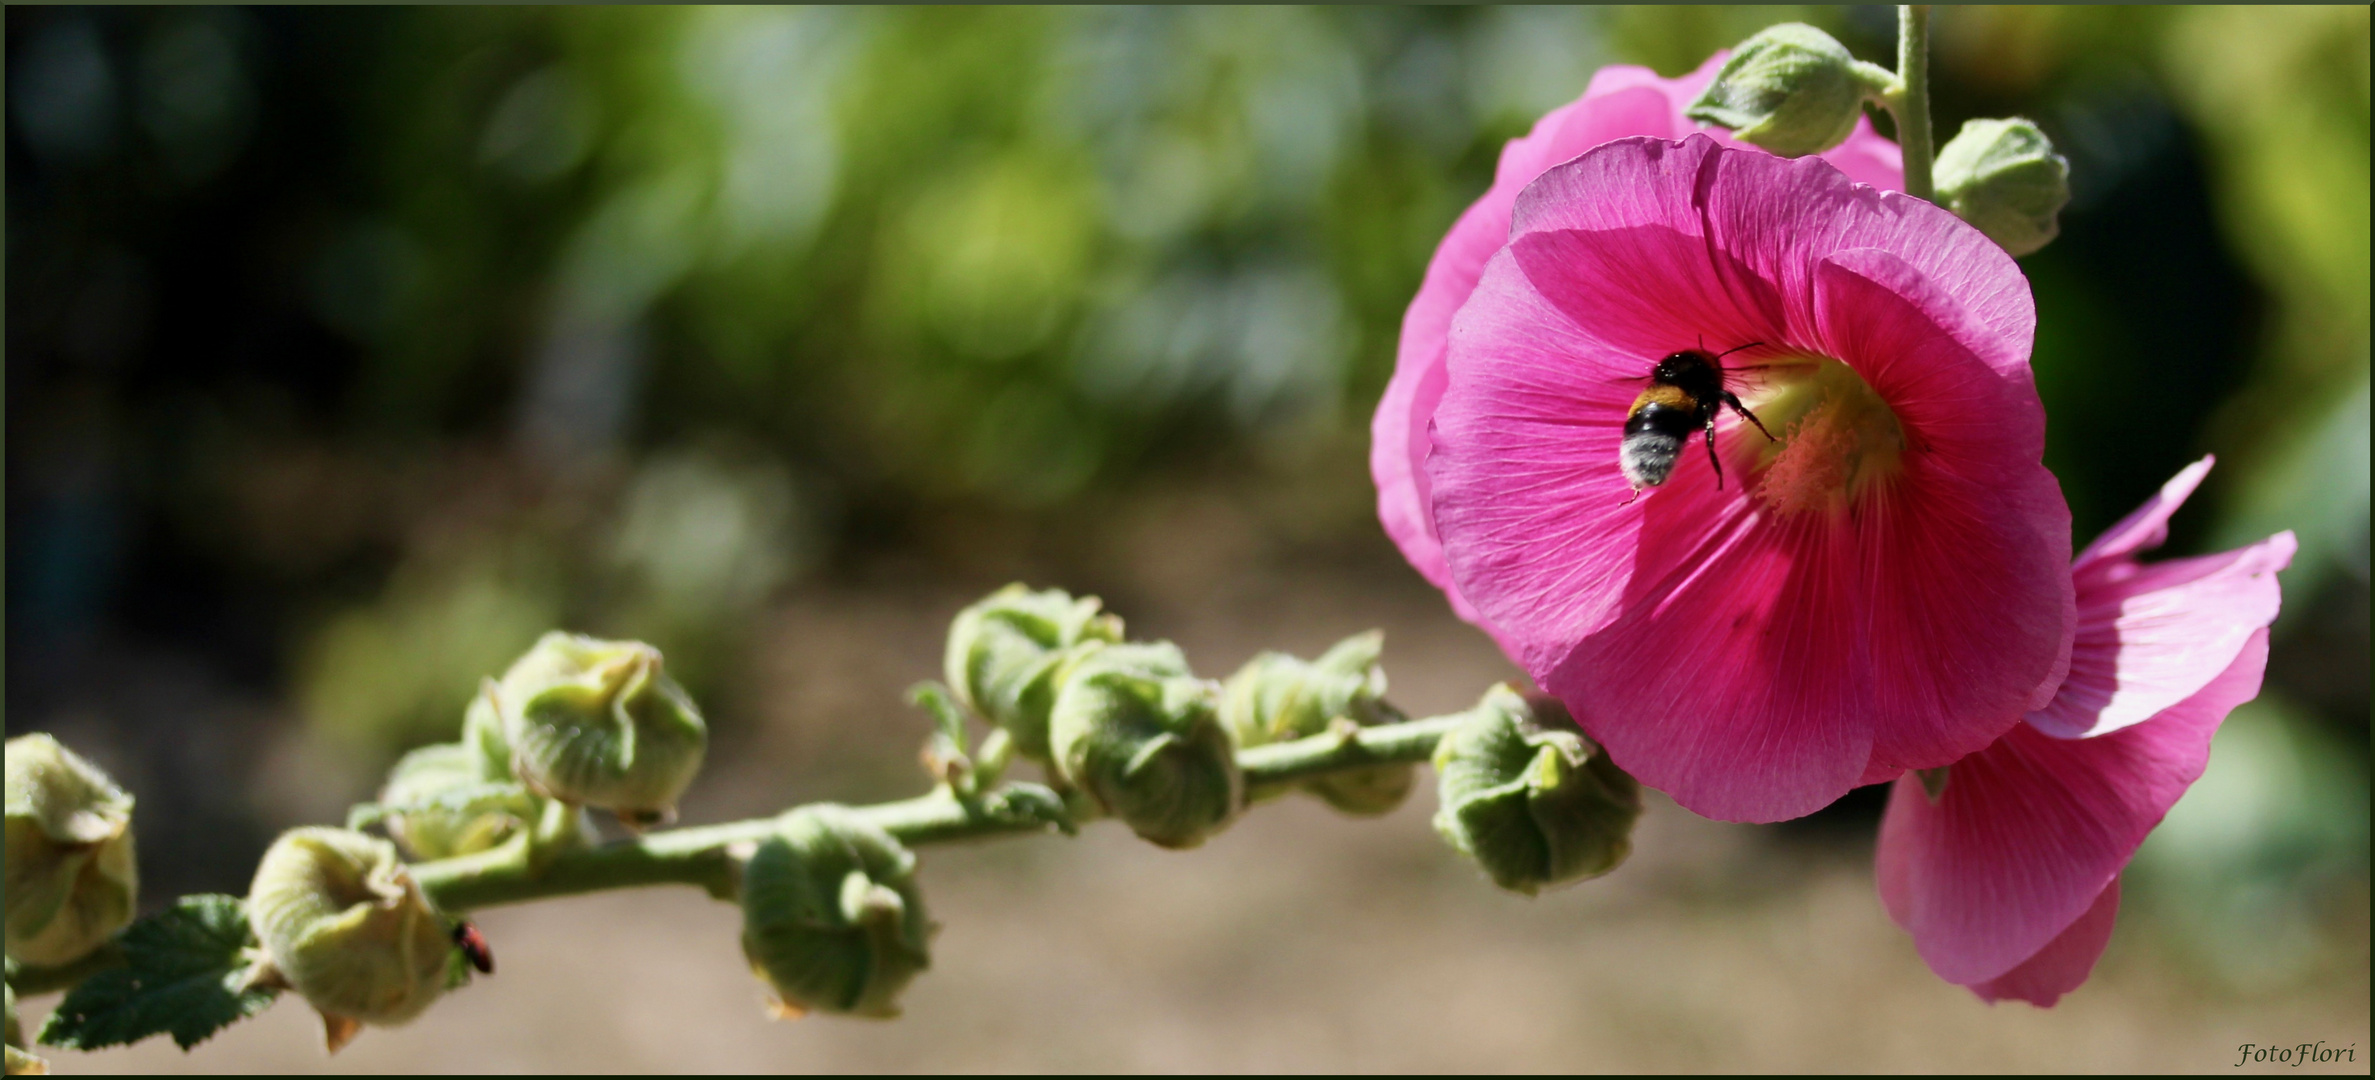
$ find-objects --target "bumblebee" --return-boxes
[1620,344,1775,494]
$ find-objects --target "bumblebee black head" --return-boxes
[1621,344,1776,495]
[1650,350,1727,401]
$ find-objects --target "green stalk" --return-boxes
[412,710,1467,913]
[1884,5,1936,201]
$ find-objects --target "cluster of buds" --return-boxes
[1222,632,1414,816]
[944,585,1645,871]
[1686,22,2071,256]
[4,735,138,968]
[364,634,688,862]
[943,584,1124,765]
[945,586,1243,849]
[244,828,455,1051]
[12,589,1647,1054]
[254,631,704,1048]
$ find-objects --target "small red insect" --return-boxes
[451,920,495,975]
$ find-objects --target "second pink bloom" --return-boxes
[1877,459,2294,1005]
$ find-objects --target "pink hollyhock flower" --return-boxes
[1876,458,2295,1006]
[1372,54,1902,636]
[1424,134,2073,823]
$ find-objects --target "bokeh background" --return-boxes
[7,5,2366,1072]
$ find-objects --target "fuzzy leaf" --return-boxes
[37,895,279,1052]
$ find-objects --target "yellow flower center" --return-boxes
[1745,357,1904,515]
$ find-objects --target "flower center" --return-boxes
[1745,357,1903,515]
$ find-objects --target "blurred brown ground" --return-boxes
[21,487,2372,1074]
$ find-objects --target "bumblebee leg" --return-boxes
[1704,420,1724,490]
[1723,392,1776,441]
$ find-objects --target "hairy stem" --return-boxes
[1884,5,1936,201]
[1239,713,1463,794]
[413,710,1466,913]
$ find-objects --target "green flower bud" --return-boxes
[494,633,707,827]
[1431,687,1640,895]
[459,681,513,782]
[1686,23,1896,156]
[374,744,546,862]
[4,735,138,966]
[1934,117,2071,257]
[740,805,931,1019]
[246,827,451,1040]
[1221,631,1414,816]
[1049,642,1241,849]
[944,584,1125,762]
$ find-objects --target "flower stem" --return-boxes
[413,710,1468,913]
[1885,5,1936,201]
[1238,713,1463,795]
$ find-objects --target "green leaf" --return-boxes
[36,895,280,1052]
[907,682,971,754]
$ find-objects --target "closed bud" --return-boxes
[246,828,451,1046]
[740,805,931,1019]
[1049,643,1241,849]
[1934,117,2071,256]
[1686,24,1895,156]
[1431,687,1640,895]
[375,744,583,862]
[459,681,513,782]
[1221,631,1414,815]
[944,585,1125,763]
[4,735,138,966]
[495,633,707,827]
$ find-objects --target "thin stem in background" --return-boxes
[1888,5,1936,201]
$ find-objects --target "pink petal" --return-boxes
[2030,530,2296,738]
[2074,456,2213,569]
[1426,245,1658,676]
[1969,879,2120,1007]
[2029,457,2294,738]
[1431,137,2067,822]
[1875,629,2269,985]
[1372,84,1687,629]
[1373,56,1900,635]
[1808,248,2074,751]
[1506,137,2032,384]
